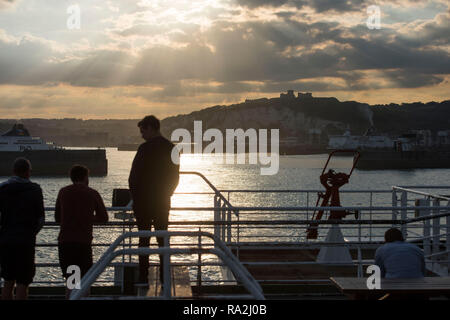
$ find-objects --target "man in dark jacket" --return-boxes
[0,158,45,300]
[129,115,180,284]
[55,165,108,298]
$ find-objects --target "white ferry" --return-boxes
[0,123,60,151]
[0,124,108,176]
[328,128,394,150]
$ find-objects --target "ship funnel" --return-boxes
[1,123,31,137]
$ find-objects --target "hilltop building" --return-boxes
[280,90,313,100]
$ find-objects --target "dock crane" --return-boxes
[306,150,361,240]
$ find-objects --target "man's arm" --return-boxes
[166,144,180,196]
[93,190,109,223]
[35,186,45,235]
[168,163,180,196]
[128,144,145,199]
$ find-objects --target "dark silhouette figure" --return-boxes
[55,165,108,299]
[0,158,45,300]
[374,228,427,300]
[129,115,180,285]
[375,228,425,279]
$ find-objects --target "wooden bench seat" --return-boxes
[331,277,450,299]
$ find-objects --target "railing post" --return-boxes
[358,209,361,244]
[221,204,226,243]
[237,210,240,259]
[432,199,440,260]
[422,198,432,258]
[214,194,220,247]
[447,200,450,274]
[306,191,309,221]
[369,192,373,241]
[357,246,363,278]
[163,234,171,299]
[197,228,202,288]
[400,191,407,239]
[227,209,232,244]
[392,189,398,228]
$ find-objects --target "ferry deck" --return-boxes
[4,171,450,300]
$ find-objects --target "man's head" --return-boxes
[13,157,32,179]
[70,165,89,185]
[384,228,404,243]
[138,115,160,141]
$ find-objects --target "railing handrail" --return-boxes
[180,171,239,217]
[393,186,450,201]
[70,231,264,300]
[43,205,450,212]
[218,186,450,193]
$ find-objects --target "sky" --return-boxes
[0,0,449,119]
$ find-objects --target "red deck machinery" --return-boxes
[306,150,361,240]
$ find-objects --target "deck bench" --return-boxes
[330,277,450,300]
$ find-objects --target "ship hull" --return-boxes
[0,149,108,176]
[356,150,450,170]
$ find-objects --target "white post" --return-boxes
[432,199,440,259]
[392,190,398,227]
[423,198,431,258]
[401,191,407,239]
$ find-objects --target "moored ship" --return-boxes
[329,127,450,169]
[0,124,108,176]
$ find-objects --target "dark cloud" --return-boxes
[235,0,366,12]
[0,4,448,95]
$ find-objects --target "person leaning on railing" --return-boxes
[55,164,109,299]
[128,115,180,286]
[0,158,45,300]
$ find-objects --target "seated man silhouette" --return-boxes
[375,228,425,279]
[375,228,426,300]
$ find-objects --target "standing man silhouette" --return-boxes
[129,115,179,286]
[0,158,45,300]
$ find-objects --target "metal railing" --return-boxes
[70,231,264,300]
[392,186,450,275]
[2,171,450,296]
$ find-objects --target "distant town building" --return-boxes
[280,90,295,100]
